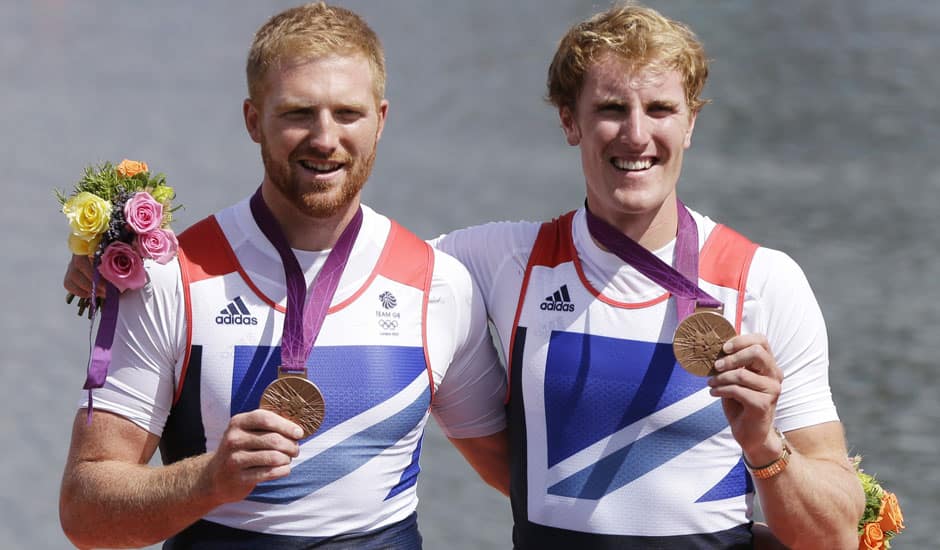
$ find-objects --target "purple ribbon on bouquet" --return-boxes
[583,197,722,322]
[83,271,120,422]
[249,187,362,374]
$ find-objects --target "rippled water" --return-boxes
[2,1,936,548]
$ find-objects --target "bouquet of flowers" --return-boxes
[854,455,905,549]
[57,159,181,314]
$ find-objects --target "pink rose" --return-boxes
[124,192,164,234]
[135,228,179,264]
[98,242,147,291]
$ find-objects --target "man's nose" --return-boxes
[307,112,340,153]
[622,112,651,146]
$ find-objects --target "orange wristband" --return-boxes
[744,429,791,480]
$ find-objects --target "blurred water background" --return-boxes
[2,1,937,548]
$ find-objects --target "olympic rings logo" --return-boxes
[378,319,398,331]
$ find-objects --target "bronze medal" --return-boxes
[673,310,737,377]
[259,372,325,439]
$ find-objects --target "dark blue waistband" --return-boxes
[163,511,422,550]
[512,520,753,549]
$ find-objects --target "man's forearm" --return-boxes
[60,453,221,549]
[448,430,510,496]
[758,453,864,549]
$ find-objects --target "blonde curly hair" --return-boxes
[547,2,710,114]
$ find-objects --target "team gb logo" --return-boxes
[379,291,397,310]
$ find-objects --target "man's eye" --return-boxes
[283,109,311,119]
[648,104,678,116]
[336,109,363,122]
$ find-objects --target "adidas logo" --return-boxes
[540,284,575,312]
[215,296,259,325]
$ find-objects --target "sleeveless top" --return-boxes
[507,211,759,548]
[161,214,436,538]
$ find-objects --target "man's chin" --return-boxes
[294,187,361,219]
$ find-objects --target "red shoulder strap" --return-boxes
[174,215,235,405]
[177,216,240,284]
[378,220,435,290]
[390,221,436,405]
[699,224,759,332]
[505,211,576,403]
[340,220,436,404]
[527,211,577,268]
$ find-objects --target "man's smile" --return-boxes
[611,156,655,172]
[297,159,345,177]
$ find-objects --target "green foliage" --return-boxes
[857,468,885,531]
[55,161,175,210]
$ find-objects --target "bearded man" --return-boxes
[58,4,508,549]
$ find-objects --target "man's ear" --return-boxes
[559,106,581,146]
[684,110,697,149]
[244,99,262,144]
[375,99,389,142]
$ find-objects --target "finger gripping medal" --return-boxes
[260,371,325,439]
[672,309,736,377]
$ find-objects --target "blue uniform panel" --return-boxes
[544,330,711,469]
[230,345,428,429]
[227,344,430,505]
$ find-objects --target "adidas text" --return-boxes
[215,313,259,325]
[540,301,575,312]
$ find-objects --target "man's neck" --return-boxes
[588,197,679,251]
[260,182,361,251]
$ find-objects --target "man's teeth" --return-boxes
[300,160,341,171]
[613,158,653,171]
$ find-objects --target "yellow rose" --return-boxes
[63,191,111,239]
[150,185,175,205]
[116,159,149,178]
[68,232,102,257]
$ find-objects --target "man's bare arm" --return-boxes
[60,409,302,549]
[711,335,864,549]
[448,429,510,496]
[755,422,864,550]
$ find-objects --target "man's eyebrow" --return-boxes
[275,99,315,111]
[274,98,371,112]
[336,100,370,111]
[593,96,628,107]
[598,94,625,103]
[647,99,680,110]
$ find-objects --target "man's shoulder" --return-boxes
[432,219,542,262]
[691,209,811,295]
[429,247,475,293]
[178,214,221,245]
[175,215,236,280]
[175,199,250,274]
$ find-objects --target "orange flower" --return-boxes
[116,159,149,178]
[859,522,884,550]
[878,492,905,534]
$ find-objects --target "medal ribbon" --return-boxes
[82,272,120,422]
[249,187,362,374]
[584,197,721,322]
